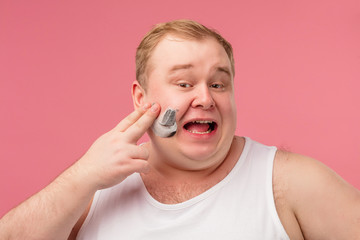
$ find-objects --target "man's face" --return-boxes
[142,35,237,170]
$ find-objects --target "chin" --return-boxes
[178,141,224,163]
[149,128,235,169]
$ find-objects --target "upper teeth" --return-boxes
[192,121,213,124]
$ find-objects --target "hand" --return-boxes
[75,103,160,190]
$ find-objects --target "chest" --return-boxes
[79,172,290,240]
[141,175,213,204]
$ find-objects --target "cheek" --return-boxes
[148,91,191,117]
[143,89,164,105]
[218,96,237,118]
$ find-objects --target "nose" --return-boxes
[191,84,215,110]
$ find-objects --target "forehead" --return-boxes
[147,35,232,79]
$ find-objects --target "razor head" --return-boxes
[159,109,176,126]
[151,107,178,138]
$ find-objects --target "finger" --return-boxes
[124,103,160,143]
[126,145,149,160]
[114,103,151,132]
[121,159,150,176]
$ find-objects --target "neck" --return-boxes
[140,136,245,203]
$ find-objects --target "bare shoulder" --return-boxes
[274,150,360,240]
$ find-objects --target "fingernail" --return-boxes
[142,103,151,110]
[151,103,159,112]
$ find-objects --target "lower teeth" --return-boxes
[186,129,212,134]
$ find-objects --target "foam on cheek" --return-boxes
[151,108,178,138]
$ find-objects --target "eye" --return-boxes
[210,83,224,89]
[179,83,192,88]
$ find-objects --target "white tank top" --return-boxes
[77,137,289,239]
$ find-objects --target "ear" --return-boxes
[131,80,146,109]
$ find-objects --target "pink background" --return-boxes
[1,0,359,217]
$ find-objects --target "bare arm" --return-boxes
[68,197,93,240]
[275,151,360,240]
[0,103,160,240]
[0,163,96,240]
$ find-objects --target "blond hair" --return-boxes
[135,19,235,89]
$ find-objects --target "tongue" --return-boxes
[185,122,210,132]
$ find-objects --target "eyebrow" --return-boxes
[168,64,193,73]
[168,64,231,77]
[216,66,231,77]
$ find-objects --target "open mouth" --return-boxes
[183,120,217,134]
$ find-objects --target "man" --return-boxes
[0,19,359,240]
